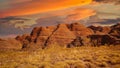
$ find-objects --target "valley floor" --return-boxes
[0,45,120,68]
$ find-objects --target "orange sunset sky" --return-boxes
[0,0,92,18]
[0,0,120,38]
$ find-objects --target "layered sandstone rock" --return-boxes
[16,34,30,48]
[1,22,120,50]
[46,24,76,47]
[15,22,120,49]
[68,23,94,36]
[33,26,57,48]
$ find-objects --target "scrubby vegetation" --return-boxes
[0,45,120,68]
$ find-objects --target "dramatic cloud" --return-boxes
[36,8,96,26]
[93,0,120,4]
[98,18,120,25]
[0,8,95,28]
[0,17,36,30]
[0,7,96,37]
[81,15,120,26]
[0,22,31,35]
[0,0,92,18]
[65,8,96,23]
[0,0,120,38]
[80,3,120,26]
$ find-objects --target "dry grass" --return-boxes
[0,45,120,68]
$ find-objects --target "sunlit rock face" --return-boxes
[15,22,120,49]
[46,24,76,47]
[68,23,94,36]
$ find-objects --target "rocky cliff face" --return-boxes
[67,23,94,36]
[16,22,120,49]
[45,24,76,47]
[109,23,120,38]
[88,26,111,35]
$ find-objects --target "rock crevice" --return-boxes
[44,25,59,47]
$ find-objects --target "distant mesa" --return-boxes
[14,22,120,49]
[0,38,22,50]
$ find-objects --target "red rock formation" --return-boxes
[68,22,94,36]
[89,35,120,46]
[67,37,83,48]
[102,26,111,34]
[30,27,41,42]
[34,26,57,47]
[109,23,120,38]
[16,34,30,49]
[15,23,120,49]
[1,22,120,50]
[16,34,30,42]
[46,24,76,47]
[88,26,111,35]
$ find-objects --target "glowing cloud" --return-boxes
[0,0,92,18]
[65,8,96,22]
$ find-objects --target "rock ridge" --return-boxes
[15,22,120,49]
